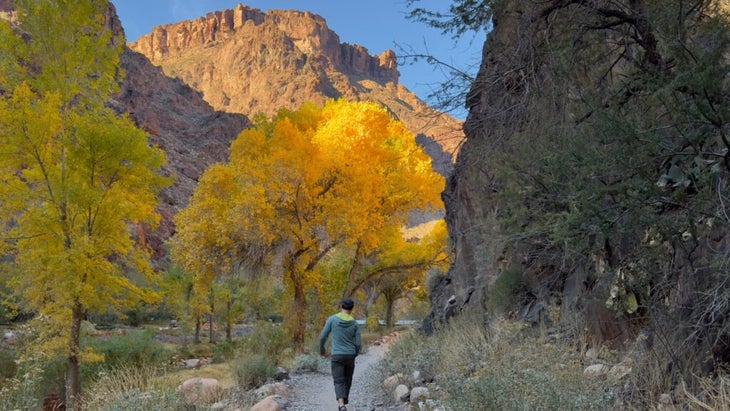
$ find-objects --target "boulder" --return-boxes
[250,395,287,411]
[178,377,222,404]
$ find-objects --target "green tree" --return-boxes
[0,1,167,407]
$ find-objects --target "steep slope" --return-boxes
[429,0,729,396]
[110,48,249,258]
[128,4,461,176]
[107,3,250,258]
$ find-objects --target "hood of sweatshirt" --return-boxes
[335,312,357,328]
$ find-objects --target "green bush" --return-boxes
[487,268,525,313]
[0,377,40,411]
[239,321,289,362]
[211,339,245,363]
[291,353,326,373]
[0,357,49,411]
[97,390,190,411]
[82,329,173,380]
[232,353,276,389]
[0,348,17,379]
[378,327,440,383]
[179,342,213,359]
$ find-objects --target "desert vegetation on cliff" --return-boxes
[423,0,730,406]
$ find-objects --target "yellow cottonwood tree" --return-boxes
[0,1,167,407]
[316,219,449,327]
[172,99,443,352]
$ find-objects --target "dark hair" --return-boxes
[340,298,354,310]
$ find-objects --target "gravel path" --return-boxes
[286,343,400,411]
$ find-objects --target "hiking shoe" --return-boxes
[338,406,347,411]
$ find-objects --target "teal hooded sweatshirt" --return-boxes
[319,312,361,356]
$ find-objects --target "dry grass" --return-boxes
[158,362,237,389]
[82,362,253,410]
[82,365,183,410]
[685,375,730,411]
[380,314,615,410]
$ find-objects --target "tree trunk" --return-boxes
[194,316,201,344]
[208,288,215,344]
[385,295,395,328]
[226,295,232,342]
[66,301,84,410]
[290,272,307,353]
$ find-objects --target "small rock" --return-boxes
[608,365,632,380]
[254,382,289,399]
[410,386,429,402]
[658,393,672,404]
[274,366,289,381]
[583,364,607,378]
[384,373,406,390]
[395,384,410,402]
[585,348,598,359]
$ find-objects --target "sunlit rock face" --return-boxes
[128,4,463,176]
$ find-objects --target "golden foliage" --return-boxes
[0,0,169,404]
[171,99,445,351]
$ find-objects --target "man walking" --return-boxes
[319,298,361,411]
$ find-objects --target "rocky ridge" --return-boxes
[111,48,249,258]
[105,4,250,259]
[128,3,462,176]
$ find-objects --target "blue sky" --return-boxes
[111,0,484,119]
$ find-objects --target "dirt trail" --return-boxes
[286,343,398,411]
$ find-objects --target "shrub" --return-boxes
[83,365,183,410]
[0,377,40,410]
[686,375,730,411]
[179,342,213,359]
[0,357,46,411]
[486,268,525,313]
[377,327,440,383]
[238,321,289,362]
[211,339,245,363]
[232,353,276,389]
[0,348,17,379]
[82,328,174,382]
[380,315,614,410]
[96,390,190,411]
[291,353,326,373]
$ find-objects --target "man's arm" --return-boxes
[319,316,332,355]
